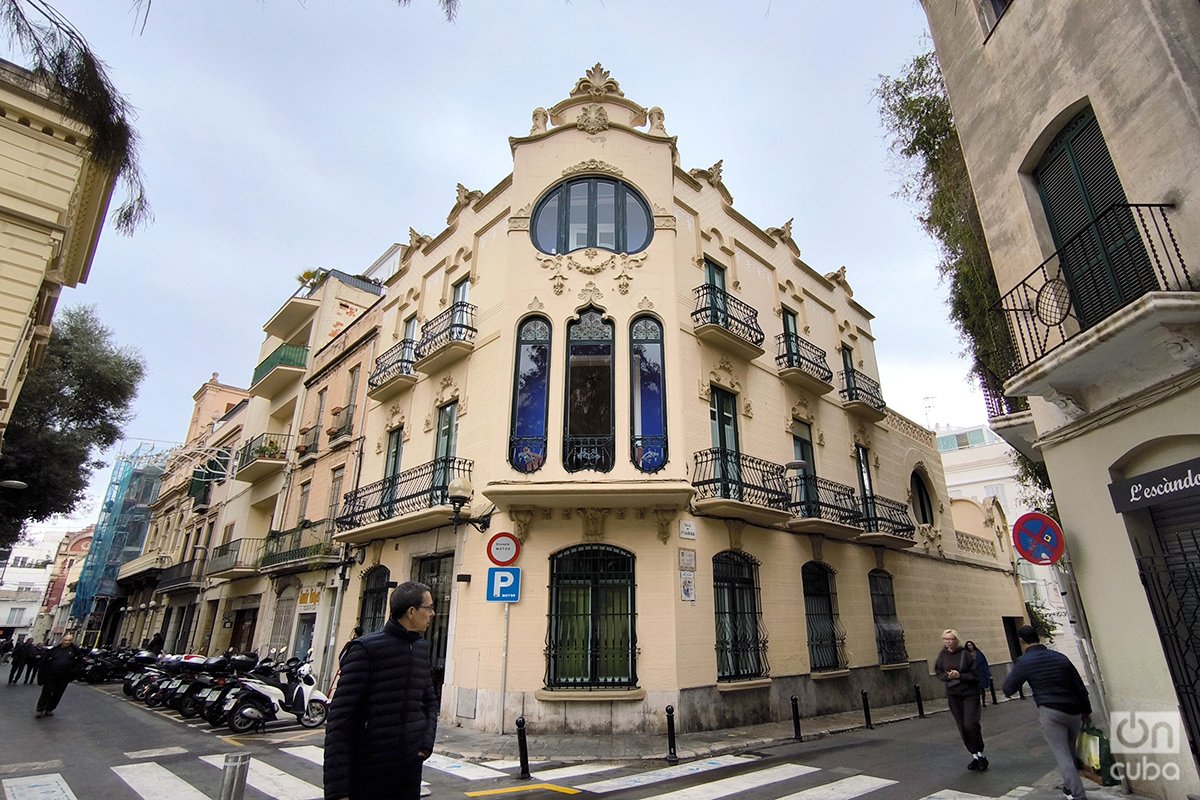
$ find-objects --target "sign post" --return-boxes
[484,534,521,734]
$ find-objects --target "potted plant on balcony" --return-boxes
[255,440,282,459]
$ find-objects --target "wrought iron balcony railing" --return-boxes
[994,203,1193,380]
[692,448,788,509]
[368,338,417,389]
[327,404,355,442]
[979,365,1029,419]
[416,302,477,360]
[157,558,205,591]
[787,475,862,525]
[206,538,265,575]
[690,285,765,347]
[297,425,319,458]
[775,333,833,383]
[631,435,668,474]
[563,435,615,473]
[860,494,917,538]
[236,432,291,473]
[261,520,337,569]
[251,343,308,386]
[839,369,886,410]
[337,457,473,531]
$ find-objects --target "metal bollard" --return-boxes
[990,680,999,705]
[914,684,925,719]
[861,690,873,730]
[790,694,803,741]
[515,716,531,779]
[665,705,680,765]
[218,752,250,800]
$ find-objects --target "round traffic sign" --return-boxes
[486,532,521,567]
[1012,511,1065,565]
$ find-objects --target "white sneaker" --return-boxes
[420,782,432,797]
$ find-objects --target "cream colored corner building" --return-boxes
[921,2,1200,796]
[128,66,1026,736]
[0,59,116,449]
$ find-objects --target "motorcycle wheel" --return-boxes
[122,681,135,697]
[179,696,201,719]
[298,699,327,728]
[205,705,227,728]
[134,682,152,701]
[145,690,165,708]
[227,699,262,734]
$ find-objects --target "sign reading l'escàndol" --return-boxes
[1109,457,1200,513]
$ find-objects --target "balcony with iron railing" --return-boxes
[206,538,265,579]
[414,302,477,374]
[235,432,291,483]
[839,369,886,423]
[249,343,308,397]
[563,435,615,474]
[260,520,339,574]
[856,494,917,549]
[978,364,1037,461]
[691,285,765,360]
[995,203,1196,404]
[775,333,834,394]
[157,558,205,593]
[335,457,473,544]
[327,404,355,449]
[296,425,319,462]
[367,338,418,401]
[116,551,173,584]
[785,475,863,539]
[692,448,791,527]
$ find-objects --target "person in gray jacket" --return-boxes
[1003,624,1092,800]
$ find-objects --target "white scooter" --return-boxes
[224,650,328,733]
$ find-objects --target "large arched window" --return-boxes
[869,569,907,665]
[713,551,768,681]
[545,544,636,688]
[564,308,614,473]
[910,471,935,525]
[802,561,847,672]
[532,177,652,255]
[630,316,667,473]
[509,316,551,473]
[358,566,391,634]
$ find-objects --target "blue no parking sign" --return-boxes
[1012,512,1065,566]
[486,567,521,603]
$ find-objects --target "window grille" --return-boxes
[869,570,908,665]
[545,544,636,688]
[713,551,769,680]
[802,561,847,671]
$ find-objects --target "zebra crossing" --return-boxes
[1,746,1036,800]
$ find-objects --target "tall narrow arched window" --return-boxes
[802,561,847,672]
[546,544,636,688]
[358,566,391,634]
[509,316,552,473]
[869,569,908,665]
[713,551,768,681]
[910,471,935,525]
[630,316,667,472]
[564,308,614,473]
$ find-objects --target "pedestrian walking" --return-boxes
[935,628,988,771]
[8,638,30,685]
[1003,624,1092,800]
[23,642,42,684]
[146,632,164,655]
[35,633,83,718]
[964,640,992,706]
[324,582,438,800]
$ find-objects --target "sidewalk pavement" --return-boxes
[436,696,1151,800]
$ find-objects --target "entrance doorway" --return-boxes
[414,554,453,696]
[231,608,258,653]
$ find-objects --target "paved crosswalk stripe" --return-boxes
[576,755,754,794]
[123,747,189,759]
[635,763,819,800]
[112,763,210,800]
[776,774,896,800]
[482,759,548,769]
[1,773,79,800]
[532,763,625,781]
[424,753,510,780]
[0,761,64,776]
[917,792,994,800]
[201,754,321,800]
[281,746,325,767]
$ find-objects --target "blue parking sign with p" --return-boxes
[487,567,521,603]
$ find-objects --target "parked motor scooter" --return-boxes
[223,650,328,733]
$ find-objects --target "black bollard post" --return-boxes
[515,716,531,779]
[990,680,999,705]
[914,684,925,719]
[861,690,873,730]
[790,695,803,741]
[665,705,680,765]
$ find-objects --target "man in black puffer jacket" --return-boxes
[324,581,439,800]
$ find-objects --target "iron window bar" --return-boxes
[690,285,765,347]
[563,435,615,474]
[368,338,417,389]
[692,448,789,509]
[839,369,886,410]
[775,332,833,383]
[416,302,478,360]
[336,457,473,531]
[803,563,848,672]
[713,552,769,681]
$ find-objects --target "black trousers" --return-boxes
[8,661,26,684]
[36,674,72,712]
[948,692,985,753]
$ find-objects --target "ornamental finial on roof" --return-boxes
[570,63,624,98]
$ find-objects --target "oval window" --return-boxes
[531,177,652,255]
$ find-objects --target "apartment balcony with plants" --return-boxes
[259,519,339,575]
[234,432,292,483]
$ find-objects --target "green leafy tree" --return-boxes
[1025,600,1057,643]
[0,305,145,547]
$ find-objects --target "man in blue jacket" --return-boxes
[1003,624,1092,800]
[324,582,438,800]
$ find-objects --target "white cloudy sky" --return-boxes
[17,0,985,531]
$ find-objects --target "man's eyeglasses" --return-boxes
[418,604,436,611]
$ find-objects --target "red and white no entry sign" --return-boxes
[486,532,521,567]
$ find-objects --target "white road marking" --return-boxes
[123,747,188,759]
[201,754,321,800]
[112,763,210,799]
[777,774,897,800]
[532,763,625,781]
[423,754,509,780]
[0,762,64,776]
[576,755,756,793]
[918,791,994,800]
[1,773,78,800]
[481,759,547,769]
[635,763,820,800]
[280,745,325,766]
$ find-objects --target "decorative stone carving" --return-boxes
[406,228,432,257]
[511,509,534,543]
[1158,323,1200,368]
[652,203,677,230]
[563,159,623,178]
[423,413,433,432]
[817,429,825,447]
[697,381,711,401]
[917,524,944,556]
[886,410,936,447]
[530,107,548,135]
[447,183,483,225]
[434,374,461,408]
[689,160,732,204]
[742,398,753,418]
[570,63,625,98]
[577,104,610,134]
[541,509,554,521]
[578,281,604,304]
[824,265,854,297]
[615,508,626,520]
[652,508,678,544]
[808,534,824,563]
[647,106,667,135]
[790,395,813,424]
[613,253,648,294]
[726,519,745,551]
[956,530,997,558]
[708,356,743,394]
[508,216,531,232]
[766,218,801,258]
[637,296,655,310]
[527,296,545,311]
[577,507,610,541]
[874,547,887,571]
[1045,386,1086,420]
